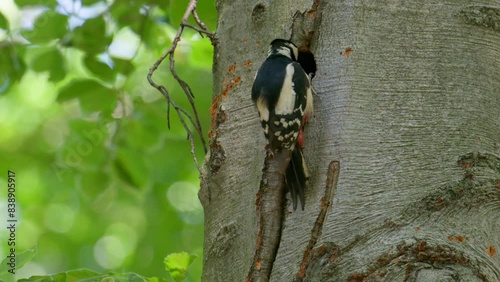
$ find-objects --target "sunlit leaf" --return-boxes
[114,148,149,188]
[108,27,140,60]
[31,48,66,81]
[16,249,37,271]
[58,79,117,114]
[0,248,36,277]
[22,11,67,43]
[164,252,197,282]
[72,17,111,54]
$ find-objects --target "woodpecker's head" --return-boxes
[268,39,299,61]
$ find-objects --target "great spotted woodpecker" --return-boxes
[251,39,314,210]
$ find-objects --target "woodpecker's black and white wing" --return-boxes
[281,61,311,210]
[251,55,290,142]
[252,59,311,209]
[252,39,313,210]
[252,60,310,148]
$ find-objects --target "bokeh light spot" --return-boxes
[105,223,137,256]
[167,181,203,224]
[44,203,75,233]
[93,235,126,269]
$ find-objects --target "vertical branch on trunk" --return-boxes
[296,161,340,281]
[246,151,288,282]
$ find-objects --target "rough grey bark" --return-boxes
[200,0,500,281]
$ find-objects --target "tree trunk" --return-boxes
[200,1,500,281]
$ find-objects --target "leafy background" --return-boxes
[0,0,216,281]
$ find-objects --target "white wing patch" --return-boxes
[256,96,269,122]
[275,63,296,115]
[286,43,298,61]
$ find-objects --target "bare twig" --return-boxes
[183,22,214,37]
[192,9,210,34]
[147,0,215,173]
[295,161,340,281]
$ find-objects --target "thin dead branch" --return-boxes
[295,161,340,281]
[147,0,215,173]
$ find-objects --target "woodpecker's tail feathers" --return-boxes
[285,147,310,210]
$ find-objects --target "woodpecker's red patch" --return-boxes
[298,113,310,149]
[298,130,305,149]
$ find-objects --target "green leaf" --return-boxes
[109,0,134,22]
[18,269,101,281]
[114,148,149,188]
[72,17,111,54]
[142,18,171,50]
[164,252,197,282]
[65,268,103,280]
[63,118,110,168]
[18,269,168,282]
[82,0,102,5]
[109,0,147,33]
[0,12,9,30]
[58,79,117,115]
[83,55,116,82]
[16,249,37,271]
[0,44,26,93]
[22,11,67,43]
[123,119,159,149]
[31,48,66,81]
[145,0,169,7]
[14,0,57,7]
[0,248,36,279]
[112,57,135,75]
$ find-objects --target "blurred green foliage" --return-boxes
[0,0,216,281]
